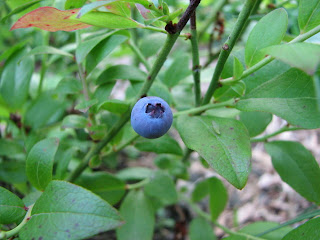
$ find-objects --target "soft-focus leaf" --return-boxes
[65,0,86,10]
[163,54,192,88]
[55,78,82,95]
[76,172,126,205]
[282,218,320,240]
[0,187,26,224]
[116,167,154,181]
[265,141,320,204]
[97,65,147,84]
[245,9,288,67]
[233,56,244,79]
[214,81,246,102]
[208,177,228,220]
[0,161,27,184]
[298,0,320,33]
[99,99,130,114]
[135,135,183,155]
[116,190,154,240]
[261,43,320,75]
[177,115,251,189]
[86,34,128,73]
[237,68,320,129]
[240,112,272,137]
[11,7,91,31]
[0,139,25,158]
[62,115,89,129]
[0,47,34,109]
[1,0,42,23]
[26,138,59,191]
[19,181,123,240]
[139,33,166,58]
[144,171,177,205]
[76,31,117,64]
[20,46,74,62]
[189,217,216,240]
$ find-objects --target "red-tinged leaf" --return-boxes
[11,7,91,32]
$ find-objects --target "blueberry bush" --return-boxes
[0,0,320,239]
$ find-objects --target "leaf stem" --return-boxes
[202,0,257,105]
[76,31,89,101]
[181,195,265,240]
[220,24,320,85]
[142,25,189,38]
[126,178,150,190]
[173,99,235,117]
[0,204,34,239]
[37,31,49,97]
[250,126,304,143]
[190,5,201,106]
[127,40,151,71]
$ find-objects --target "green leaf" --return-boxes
[237,68,320,129]
[224,221,292,240]
[298,0,320,33]
[62,115,89,129]
[240,112,272,137]
[282,218,320,240]
[70,11,141,29]
[0,187,26,224]
[245,9,288,67]
[233,56,244,80]
[177,115,251,189]
[65,0,86,9]
[265,141,320,204]
[116,190,155,240]
[0,139,25,158]
[85,34,128,74]
[135,135,183,156]
[55,147,76,180]
[191,177,227,220]
[99,99,130,114]
[214,81,246,102]
[139,33,166,58]
[97,65,147,84]
[189,217,216,240]
[26,138,59,191]
[208,177,228,220]
[163,54,192,88]
[0,40,28,63]
[1,0,42,23]
[144,171,178,205]
[116,167,154,181]
[75,99,98,112]
[24,93,67,129]
[19,181,123,240]
[0,161,27,184]
[261,43,320,75]
[75,31,117,64]
[92,82,116,105]
[0,47,34,109]
[20,46,73,62]
[55,78,82,95]
[76,172,126,205]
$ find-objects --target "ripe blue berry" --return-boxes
[131,96,173,139]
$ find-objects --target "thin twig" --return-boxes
[202,0,257,105]
[251,126,304,143]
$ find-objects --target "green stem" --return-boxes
[181,195,265,240]
[250,126,304,143]
[198,0,227,39]
[220,24,320,85]
[190,28,201,106]
[76,31,89,101]
[67,33,180,183]
[202,0,257,105]
[101,134,140,158]
[37,31,49,97]
[181,148,193,163]
[126,178,150,190]
[127,40,151,71]
[173,99,235,117]
[0,204,34,239]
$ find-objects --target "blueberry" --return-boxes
[131,96,173,139]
